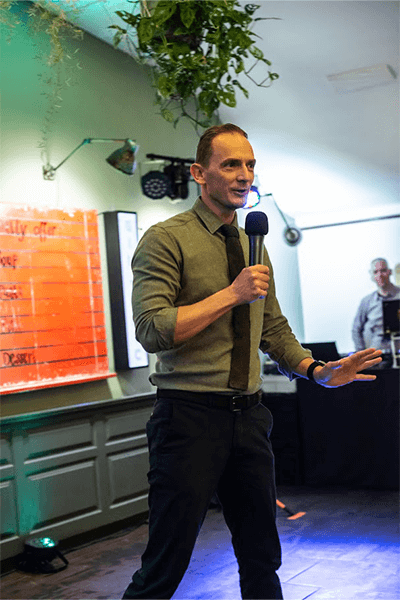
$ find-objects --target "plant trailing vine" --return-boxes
[110,0,279,132]
[0,0,84,165]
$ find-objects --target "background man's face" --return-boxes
[371,260,391,289]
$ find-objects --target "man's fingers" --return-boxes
[356,348,382,359]
[365,357,382,366]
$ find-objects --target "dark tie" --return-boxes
[220,224,250,391]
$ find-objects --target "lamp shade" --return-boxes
[106,139,138,175]
[284,226,302,246]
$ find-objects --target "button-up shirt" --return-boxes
[352,284,400,352]
[132,198,311,393]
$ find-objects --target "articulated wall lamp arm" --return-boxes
[43,138,138,180]
[266,193,302,246]
[146,153,195,164]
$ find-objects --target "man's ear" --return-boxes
[190,163,206,185]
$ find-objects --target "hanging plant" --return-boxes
[110,0,279,132]
[0,0,84,164]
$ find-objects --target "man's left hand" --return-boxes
[314,348,383,388]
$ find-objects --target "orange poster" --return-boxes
[0,204,115,394]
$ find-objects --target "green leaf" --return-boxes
[161,108,175,122]
[109,24,127,32]
[115,10,139,27]
[232,79,249,98]
[157,75,173,98]
[138,18,155,43]
[198,90,219,117]
[216,84,236,108]
[235,58,244,74]
[153,1,177,25]
[244,4,260,15]
[261,57,272,66]
[249,45,264,59]
[111,31,124,48]
[171,42,191,59]
[180,2,196,30]
[109,24,127,47]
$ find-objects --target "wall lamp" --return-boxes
[42,138,139,180]
[266,193,302,246]
[141,153,195,200]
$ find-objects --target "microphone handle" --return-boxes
[249,235,264,266]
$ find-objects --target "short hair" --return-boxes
[370,257,389,271]
[196,123,248,167]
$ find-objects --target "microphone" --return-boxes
[245,211,269,265]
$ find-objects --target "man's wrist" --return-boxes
[307,360,326,383]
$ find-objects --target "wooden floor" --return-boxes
[1,486,398,600]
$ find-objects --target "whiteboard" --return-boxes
[0,204,115,394]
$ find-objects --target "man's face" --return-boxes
[193,132,256,217]
[371,260,391,289]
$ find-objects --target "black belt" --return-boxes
[157,389,261,411]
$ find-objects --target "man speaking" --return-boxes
[122,123,382,600]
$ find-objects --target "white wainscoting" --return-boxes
[0,394,154,560]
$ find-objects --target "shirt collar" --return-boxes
[377,283,400,299]
[192,197,239,235]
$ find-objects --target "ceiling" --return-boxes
[52,1,399,221]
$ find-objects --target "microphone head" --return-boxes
[245,211,269,236]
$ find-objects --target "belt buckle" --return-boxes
[230,395,243,411]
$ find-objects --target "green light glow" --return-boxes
[39,537,56,547]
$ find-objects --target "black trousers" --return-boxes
[122,392,283,600]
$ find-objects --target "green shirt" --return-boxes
[132,197,311,393]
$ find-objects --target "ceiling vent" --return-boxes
[327,63,396,93]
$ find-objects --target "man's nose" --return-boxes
[237,166,253,181]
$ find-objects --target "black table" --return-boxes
[296,369,399,489]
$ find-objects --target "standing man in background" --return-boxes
[352,258,400,353]
[122,123,382,600]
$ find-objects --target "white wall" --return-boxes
[298,214,400,354]
[220,1,399,356]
